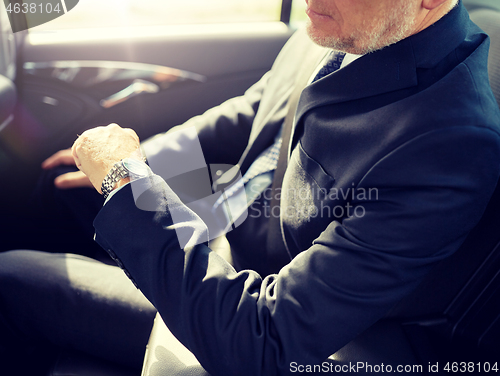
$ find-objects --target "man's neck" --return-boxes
[412,0,458,36]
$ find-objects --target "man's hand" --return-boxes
[71,123,142,194]
[42,149,93,189]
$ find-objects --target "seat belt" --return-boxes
[265,49,327,271]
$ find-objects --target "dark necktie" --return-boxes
[313,50,346,82]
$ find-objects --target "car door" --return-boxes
[0,0,302,212]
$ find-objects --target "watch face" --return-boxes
[122,158,150,177]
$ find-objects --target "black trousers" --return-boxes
[0,250,156,375]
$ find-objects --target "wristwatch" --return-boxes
[101,158,150,199]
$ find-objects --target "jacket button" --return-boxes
[124,270,139,288]
[107,249,118,261]
[115,259,125,269]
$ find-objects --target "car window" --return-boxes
[28,0,283,31]
[290,0,307,25]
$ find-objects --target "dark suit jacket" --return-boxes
[94,3,500,375]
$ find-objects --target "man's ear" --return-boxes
[422,0,451,10]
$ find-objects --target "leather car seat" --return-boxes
[470,8,500,105]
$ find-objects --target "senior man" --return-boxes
[1,0,500,375]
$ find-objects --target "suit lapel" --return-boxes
[295,41,418,126]
[238,87,294,173]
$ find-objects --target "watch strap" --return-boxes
[101,160,129,199]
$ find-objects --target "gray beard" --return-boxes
[306,2,416,55]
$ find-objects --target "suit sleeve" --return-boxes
[94,125,500,376]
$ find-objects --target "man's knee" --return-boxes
[0,250,156,368]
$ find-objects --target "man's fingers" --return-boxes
[41,149,75,169]
[124,127,140,142]
[54,171,93,189]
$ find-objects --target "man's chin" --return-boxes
[305,23,394,55]
[305,22,355,53]
[306,22,337,48]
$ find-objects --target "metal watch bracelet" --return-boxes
[101,160,128,200]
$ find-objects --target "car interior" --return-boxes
[1,0,500,375]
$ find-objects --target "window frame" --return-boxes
[280,0,293,24]
[4,0,296,33]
